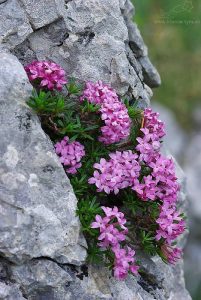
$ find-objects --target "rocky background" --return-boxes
[0,0,191,299]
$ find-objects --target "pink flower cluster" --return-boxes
[99,98,131,144]
[88,151,141,194]
[155,202,185,244]
[113,245,139,280]
[135,108,180,203]
[80,80,118,105]
[89,107,185,265]
[91,206,128,247]
[135,108,185,262]
[25,61,67,90]
[161,244,182,264]
[89,108,179,204]
[91,206,139,280]
[149,156,180,204]
[134,155,180,203]
[55,136,85,174]
[136,108,165,164]
[81,81,131,144]
[133,175,157,201]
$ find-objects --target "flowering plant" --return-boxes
[25,61,186,280]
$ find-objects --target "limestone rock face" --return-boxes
[0,0,161,106]
[0,0,33,48]
[0,1,190,299]
[0,53,86,266]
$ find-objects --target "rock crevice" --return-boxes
[0,1,190,299]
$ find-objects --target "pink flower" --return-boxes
[80,80,119,104]
[88,151,141,194]
[80,81,131,144]
[25,61,67,91]
[150,155,180,205]
[135,109,179,204]
[91,207,139,280]
[91,206,128,248]
[161,244,182,264]
[98,225,126,248]
[112,245,139,280]
[55,136,85,174]
[98,97,131,144]
[91,214,110,231]
[101,206,127,229]
[136,108,165,164]
[133,175,157,201]
[155,203,185,244]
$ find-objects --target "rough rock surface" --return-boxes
[0,53,86,266]
[0,0,190,299]
[1,0,161,106]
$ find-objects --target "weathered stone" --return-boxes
[19,0,65,29]
[139,56,161,88]
[119,0,135,18]
[0,0,33,49]
[0,52,86,265]
[9,255,191,300]
[9,0,154,105]
[10,259,72,298]
[0,281,26,300]
[127,22,148,58]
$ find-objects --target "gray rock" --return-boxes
[139,56,161,88]
[10,259,72,298]
[124,12,160,89]
[0,281,26,300]
[19,0,64,29]
[120,0,135,18]
[126,21,148,58]
[0,52,86,265]
[0,0,33,49]
[9,255,191,300]
[8,0,155,105]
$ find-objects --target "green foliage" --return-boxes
[140,231,157,256]
[124,99,142,121]
[58,114,99,141]
[76,196,102,235]
[87,243,104,264]
[80,99,100,113]
[123,100,143,145]
[70,174,89,197]
[27,89,66,115]
[66,78,83,96]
